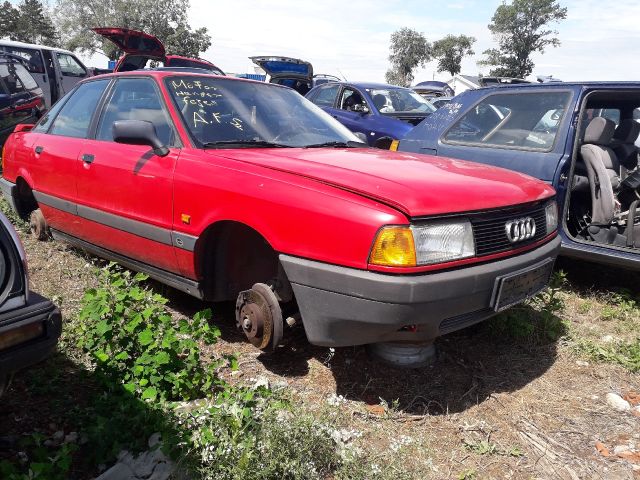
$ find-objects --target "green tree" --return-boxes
[0,1,19,38]
[54,0,211,60]
[0,0,58,46]
[480,0,567,78]
[432,34,476,77]
[385,27,431,87]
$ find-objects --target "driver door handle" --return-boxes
[82,153,94,164]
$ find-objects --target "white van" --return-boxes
[0,40,90,108]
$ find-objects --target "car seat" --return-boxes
[612,119,640,173]
[581,117,640,247]
[343,93,363,111]
[372,94,387,111]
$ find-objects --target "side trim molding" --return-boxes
[51,229,204,299]
[33,191,77,215]
[34,190,199,252]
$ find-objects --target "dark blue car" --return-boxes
[306,81,436,148]
[398,82,640,270]
[0,53,45,147]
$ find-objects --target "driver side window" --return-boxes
[96,78,175,146]
[339,88,367,112]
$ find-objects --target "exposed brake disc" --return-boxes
[235,283,283,351]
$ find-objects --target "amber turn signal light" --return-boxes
[369,226,417,267]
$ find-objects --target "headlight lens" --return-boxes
[369,220,475,267]
[545,200,558,234]
[412,220,475,265]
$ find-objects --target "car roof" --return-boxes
[476,81,640,92]
[0,39,76,55]
[313,80,412,90]
[85,70,281,88]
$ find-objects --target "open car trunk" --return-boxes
[92,27,165,71]
[250,56,313,95]
[93,27,224,75]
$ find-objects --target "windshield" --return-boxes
[367,88,436,114]
[165,76,360,147]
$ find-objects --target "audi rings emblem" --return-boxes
[505,217,536,243]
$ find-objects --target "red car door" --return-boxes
[28,79,110,237]
[74,76,179,272]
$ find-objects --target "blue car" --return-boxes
[397,82,640,270]
[306,81,436,148]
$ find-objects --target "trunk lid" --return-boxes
[249,56,313,81]
[92,27,166,59]
[208,148,555,217]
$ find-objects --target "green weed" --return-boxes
[75,264,227,401]
[0,434,76,480]
[574,339,640,373]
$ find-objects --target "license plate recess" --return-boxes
[492,260,554,312]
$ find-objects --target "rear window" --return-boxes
[0,64,25,95]
[443,91,572,151]
[13,64,38,90]
[0,46,44,74]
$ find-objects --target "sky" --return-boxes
[178,0,640,83]
[31,0,640,83]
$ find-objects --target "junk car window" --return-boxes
[32,94,69,133]
[443,91,572,151]
[56,53,86,77]
[339,88,367,111]
[0,64,25,94]
[165,76,360,148]
[96,78,174,146]
[13,64,38,90]
[367,88,436,114]
[0,46,44,74]
[309,84,339,107]
[49,80,109,138]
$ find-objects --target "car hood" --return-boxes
[92,27,165,58]
[249,56,313,81]
[208,148,555,217]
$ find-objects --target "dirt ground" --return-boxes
[3,223,640,479]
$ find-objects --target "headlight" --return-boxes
[545,200,558,234]
[411,220,475,265]
[369,220,475,267]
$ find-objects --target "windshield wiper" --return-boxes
[303,141,368,149]
[202,140,292,149]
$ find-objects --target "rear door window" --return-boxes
[49,80,109,138]
[309,84,340,107]
[13,64,38,90]
[96,77,175,146]
[443,91,572,151]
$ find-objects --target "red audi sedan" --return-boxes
[0,71,559,364]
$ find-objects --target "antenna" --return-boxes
[337,68,347,81]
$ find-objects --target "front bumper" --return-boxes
[280,236,561,347]
[0,292,62,377]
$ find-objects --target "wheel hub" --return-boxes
[235,283,283,351]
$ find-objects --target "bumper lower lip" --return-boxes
[0,292,62,377]
[279,235,561,347]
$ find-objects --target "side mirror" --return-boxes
[353,104,369,114]
[112,120,169,157]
